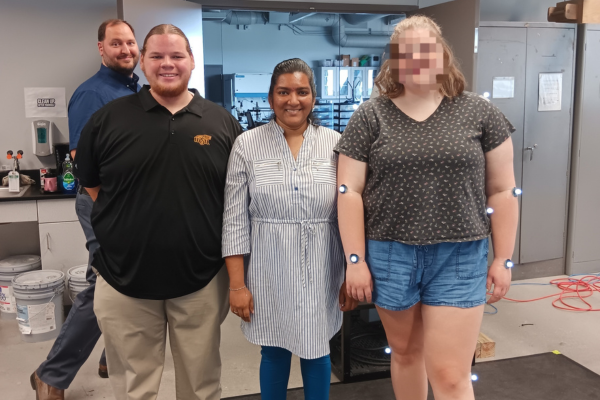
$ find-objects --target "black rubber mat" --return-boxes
[224,353,600,400]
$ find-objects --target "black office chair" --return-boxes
[245,111,256,129]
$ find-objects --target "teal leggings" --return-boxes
[260,346,331,400]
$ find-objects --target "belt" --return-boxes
[78,186,90,196]
[251,218,335,287]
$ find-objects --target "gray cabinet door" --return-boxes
[569,27,600,271]
[520,28,575,264]
[476,26,527,263]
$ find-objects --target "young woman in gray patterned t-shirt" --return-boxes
[335,15,518,400]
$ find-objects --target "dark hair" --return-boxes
[268,58,318,125]
[98,19,135,42]
[141,24,193,56]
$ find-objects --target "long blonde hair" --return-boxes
[375,15,465,99]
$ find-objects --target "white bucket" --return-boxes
[12,270,65,343]
[0,255,42,320]
[67,265,90,301]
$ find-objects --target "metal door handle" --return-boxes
[524,144,538,161]
[46,233,51,250]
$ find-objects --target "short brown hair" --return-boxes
[141,24,192,56]
[98,19,135,42]
[375,15,465,99]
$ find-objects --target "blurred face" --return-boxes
[140,34,195,98]
[98,23,139,76]
[390,28,446,89]
[268,72,315,130]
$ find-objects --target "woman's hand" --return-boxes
[339,281,359,311]
[230,288,254,322]
[346,263,373,303]
[486,259,511,304]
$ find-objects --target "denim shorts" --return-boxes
[366,239,489,311]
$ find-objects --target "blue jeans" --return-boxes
[367,239,489,311]
[36,192,105,389]
[260,346,331,400]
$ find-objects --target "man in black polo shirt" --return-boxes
[74,24,243,400]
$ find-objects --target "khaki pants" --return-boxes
[94,267,229,400]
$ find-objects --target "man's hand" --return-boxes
[85,185,101,202]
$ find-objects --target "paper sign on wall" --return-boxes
[492,77,515,99]
[24,87,67,118]
[538,73,562,112]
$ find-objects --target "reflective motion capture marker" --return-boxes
[385,347,392,354]
[505,259,514,269]
[339,184,348,194]
[486,207,494,214]
[349,254,360,264]
[513,187,522,197]
[471,374,479,382]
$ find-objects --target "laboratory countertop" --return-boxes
[0,169,77,203]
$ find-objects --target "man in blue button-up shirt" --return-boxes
[31,19,141,400]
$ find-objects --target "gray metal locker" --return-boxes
[476,25,527,264]
[567,24,600,275]
[521,27,575,264]
[476,22,576,275]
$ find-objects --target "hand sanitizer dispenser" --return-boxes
[32,120,53,156]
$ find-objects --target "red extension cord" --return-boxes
[497,275,600,312]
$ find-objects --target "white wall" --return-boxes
[0,0,117,170]
[203,18,391,75]
[119,0,205,95]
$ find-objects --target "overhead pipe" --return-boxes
[293,13,339,27]
[223,11,266,25]
[220,11,390,48]
[294,14,390,48]
[289,12,317,23]
[342,14,389,25]
[332,18,390,48]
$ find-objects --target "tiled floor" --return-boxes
[1,274,598,400]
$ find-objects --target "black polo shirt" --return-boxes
[75,85,243,299]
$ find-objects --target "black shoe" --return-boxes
[98,364,109,379]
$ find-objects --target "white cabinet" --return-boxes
[39,221,88,304]
[38,199,78,223]
[39,222,87,272]
[338,67,364,101]
[1,198,86,305]
[316,67,338,99]
[364,67,379,98]
[37,199,87,305]
[0,201,38,223]
[316,67,379,101]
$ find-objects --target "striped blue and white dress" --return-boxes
[222,120,345,359]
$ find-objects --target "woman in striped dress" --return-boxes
[222,58,357,400]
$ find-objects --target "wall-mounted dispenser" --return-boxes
[32,120,53,156]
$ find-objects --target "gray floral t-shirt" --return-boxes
[334,91,515,245]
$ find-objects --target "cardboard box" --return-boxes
[351,57,359,67]
[548,0,600,23]
[341,54,350,67]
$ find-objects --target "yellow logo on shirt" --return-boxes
[194,135,211,145]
